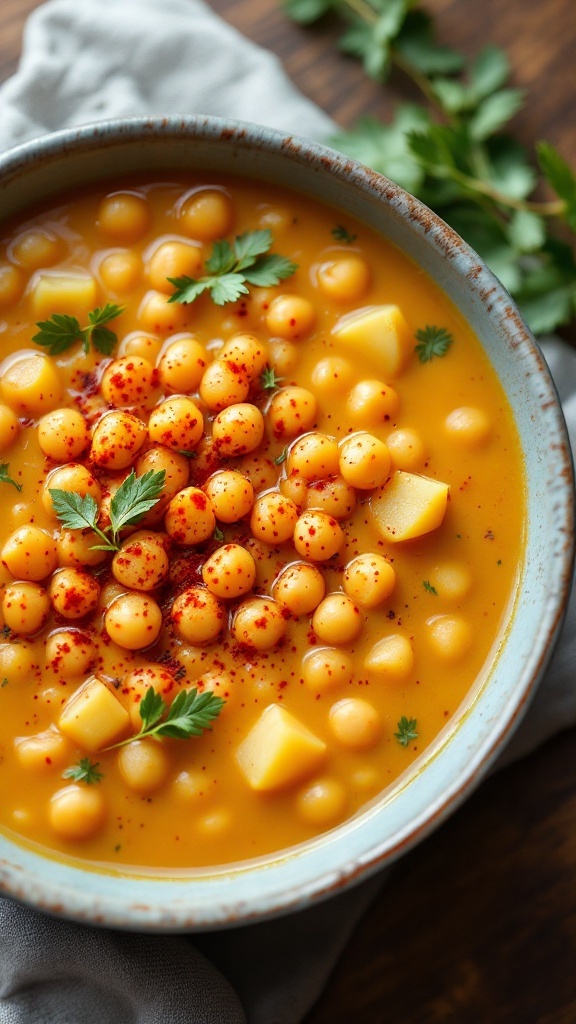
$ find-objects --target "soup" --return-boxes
[0,175,524,869]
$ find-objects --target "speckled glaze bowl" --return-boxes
[0,116,573,931]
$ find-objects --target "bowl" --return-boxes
[0,115,572,931]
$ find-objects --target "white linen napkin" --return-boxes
[0,1,574,1021]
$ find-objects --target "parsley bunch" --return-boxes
[282,0,576,336]
[168,228,297,306]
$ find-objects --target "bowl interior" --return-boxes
[0,116,572,931]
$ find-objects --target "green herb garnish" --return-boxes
[62,758,104,785]
[213,525,225,542]
[49,468,165,553]
[106,686,225,749]
[167,229,297,307]
[274,445,289,466]
[1,678,8,688]
[394,716,419,747]
[33,303,125,356]
[423,580,438,595]
[332,224,357,244]
[415,325,453,362]
[282,0,576,336]
[260,365,285,391]
[0,463,22,492]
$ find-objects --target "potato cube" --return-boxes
[31,271,98,322]
[370,470,449,542]
[332,304,411,377]
[59,675,130,753]
[236,704,326,792]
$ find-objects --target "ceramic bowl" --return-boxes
[0,116,572,931]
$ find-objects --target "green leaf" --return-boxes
[32,313,83,355]
[423,580,438,595]
[282,0,333,25]
[332,224,357,244]
[90,325,118,355]
[415,325,453,362]
[209,273,250,306]
[468,88,524,141]
[109,469,166,539]
[517,286,575,335]
[469,46,510,101]
[138,686,166,731]
[157,688,225,739]
[537,141,576,229]
[507,209,546,254]
[169,231,296,307]
[205,239,236,275]
[395,10,463,76]
[0,463,22,492]
[332,106,430,194]
[233,229,273,267]
[167,276,210,304]
[49,489,99,533]
[62,758,104,785]
[243,254,299,287]
[484,136,536,200]
[260,365,285,391]
[340,21,391,81]
[394,716,418,747]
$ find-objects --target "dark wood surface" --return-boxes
[1,2,575,1021]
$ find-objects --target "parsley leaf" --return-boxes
[50,469,165,552]
[168,229,297,307]
[0,463,22,491]
[332,224,357,244]
[394,716,419,747]
[274,445,289,466]
[63,758,104,784]
[213,525,225,542]
[33,303,124,356]
[106,686,225,748]
[423,580,438,595]
[260,365,284,391]
[415,325,454,362]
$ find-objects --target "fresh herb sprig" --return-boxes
[63,758,104,784]
[394,715,419,747]
[168,229,297,307]
[260,365,285,391]
[106,686,225,749]
[33,303,125,356]
[415,325,453,362]
[49,468,165,553]
[0,463,22,491]
[282,0,576,335]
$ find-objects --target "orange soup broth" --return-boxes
[0,174,524,870]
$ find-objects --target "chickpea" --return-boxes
[0,353,62,417]
[100,355,157,409]
[304,476,357,521]
[231,596,287,651]
[347,379,400,426]
[90,410,147,470]
[430,562,472,601]
[267,338,298,376]
[135,446,190,522]
[97,191,151,242]
[212,402,264,457]
[202,544,256,599]
[49,784,106,841]
[338,432,391,489]
[104,592,163,650]
[43,463,102,517]
[198,359,250,412]
[286,432,340,483]
[272,561,325,616]
[312,593,362,645]
[157,335,208,394]
[178,188,234,241]
[45,629,95,677]
[49,567,100,620]
[10,228,64,269]
[316,254,371,303]
[196,808,233,839]
[343,553,396,608]
[296,777,347,825]
[364,633,414,679]
[203,470,255,523]
[302,647,354,693]
[112,530,169,591]
[98,249,142,293]
[0,641,38,681]
[148,396,204,452]
[265,294,315,340]
[220,333,268,381]
[3,582,50,635]
[121,662,177,728]
[172,768,212,803]
[250,491,299,545]
[386,427,426,471]
[0,404,20,451]
[2,525,58,581]
[328,698,382,750]
[138,289,192,335]
[426,614,473,662]
[117,332,162,363]
[0,263,25,308]
[15,727,71,771]
[171,586,225,645]
[293,510,344,562]
[445,406,491,446]
[267,386,318,440]
[310,356,354,397]
[165,487,215,545]
[279,473,308,510]
[57,528,108,568]
[117,739,170,794]
[37,408,90,461]
[147,239,203,293]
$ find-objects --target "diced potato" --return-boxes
[370,470,449,542]
[31,271,98,322]
[58,675,131,753]
[332,304,411,377]
[236,704,326,792]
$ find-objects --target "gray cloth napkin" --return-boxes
[0,1,574,1021]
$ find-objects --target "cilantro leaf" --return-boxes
[63,758,104,785]
[394,716,419,747]
[0,463,22,491]
[33,303,124,356]
[415,325,453,362]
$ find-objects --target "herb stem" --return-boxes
[444,165,566,216]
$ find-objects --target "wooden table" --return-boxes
[1,2,575,1021]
